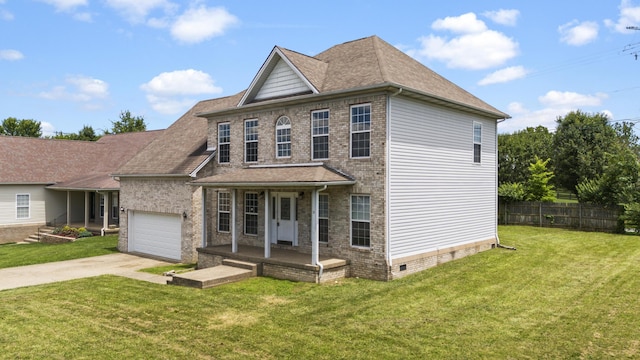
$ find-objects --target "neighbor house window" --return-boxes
[275,116,291,158]
[351,195,370,247]
[218,192,230,232]
[99,195,104,218]
[16,194,30,219]
[350,104,371,158]
[245,119,258,163]
[218,122,230,164]
[111,193,119,220]
[312,110,329,160]
[473,122,482,164]
[244,192,259,235]
[319,194,329,243]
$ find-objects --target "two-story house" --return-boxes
[114,36,509,282]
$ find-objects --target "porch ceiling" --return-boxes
[191,163,355,188]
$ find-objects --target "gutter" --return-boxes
[190,180,356,188]
[111,173,192,179]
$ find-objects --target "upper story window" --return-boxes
[16,194,30,219]
[312,110,329,160]
[245,119,258,163]
[218,122,230,164]
[473,122,482,164]
[275,116,291,158]
[350,104,371,158]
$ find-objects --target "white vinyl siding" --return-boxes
[255,59,310,101]
[0,185,48,225]
[387,96,497,260]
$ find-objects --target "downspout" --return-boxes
[314,185,328,280]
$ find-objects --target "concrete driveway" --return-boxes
[0,253,173,291]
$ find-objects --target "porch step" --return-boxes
[167,265,255,289]
[222,259,259,274]
[23,226,55,243]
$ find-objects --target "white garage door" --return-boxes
[129,212,181,260]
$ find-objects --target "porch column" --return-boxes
[66,191,71,226]
[103,192,109,233]
[84,191,90,228]
[201,187,207,248]
[231,189,237,253]
[311,188,319,266]
[264,189,270,259]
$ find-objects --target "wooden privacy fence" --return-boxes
[499,202,624,232]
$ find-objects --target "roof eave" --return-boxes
[112,173,194,179]
[190,180,357,188]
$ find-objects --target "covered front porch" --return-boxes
[192,163,355,283]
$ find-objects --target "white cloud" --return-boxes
[559,20,599,46]
[605,0,640,33]
[1,9,14,21]
[539,90,607,107]
[499,91,610,133]
[41,121,56,137]
[104,0,176,24]
[37,0,87,12]
[432,12,487,34]
[478,66,528,85]
[413,12,518,70]
[0,49,24,61]
[170,5,238,44]
[482,9,520,26]
[39,75,109,103]
[140,69,223,114]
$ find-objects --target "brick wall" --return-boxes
[204,93,391,280]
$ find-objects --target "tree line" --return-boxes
[0,110,147,141]
[499,110,640,230]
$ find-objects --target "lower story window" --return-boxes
[16,194,30,219]
[245,192,258,235]
[319,194,329,243]
[351,195,370,247]
[218,192,230,232]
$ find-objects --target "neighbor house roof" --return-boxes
[192,164,356,187]
[113,93,244,177]
[0,130,162,189]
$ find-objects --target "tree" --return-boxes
[525,157,556,202]
[553,110,617,193]
[106,110,146,134]
[0,117,42,137]
[498,126,553,185]
[52,125,100,141]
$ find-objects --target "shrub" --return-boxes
[622,202,640,234]
[52,226,92,238]
[498,182,526,203]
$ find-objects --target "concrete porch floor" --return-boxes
[199,244,348,269]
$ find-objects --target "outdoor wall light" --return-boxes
[299,191,304,199]
[182,211,188,219]
[120,207,125,212]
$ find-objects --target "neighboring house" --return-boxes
[0,131,162,243]
[114,36,509,281]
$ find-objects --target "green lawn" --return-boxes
[1,226,640,359]
[0,235,118,269]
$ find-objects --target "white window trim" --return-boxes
[350,103,371,159]
[244,119,259,163]
[311,109,330,161]
[350,194,371,248]
[473,121,482,164]
[275,116,292,159]
[16,193,30,220]
[244,192,259,236]
[218,122,230,164]
[99,194,104,219]
[218,191,230,233]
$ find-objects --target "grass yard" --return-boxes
[1,226,640,358]
[0,235,118,269]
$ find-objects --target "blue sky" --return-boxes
[1,0,640,135]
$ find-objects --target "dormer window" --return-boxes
[276,116,291,158]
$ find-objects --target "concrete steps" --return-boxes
[23,226,56,243]
[167,259,258,289]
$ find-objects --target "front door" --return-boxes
[273,192,296,245]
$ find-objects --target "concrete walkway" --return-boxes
[0,253,174,291]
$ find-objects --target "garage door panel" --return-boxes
[130,212,181,260]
